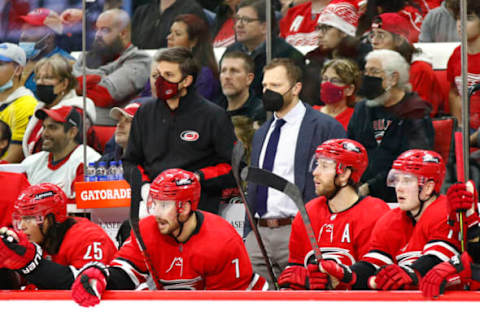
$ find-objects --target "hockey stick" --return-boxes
[125,165,163,290]
[241,167,323,263]
[455,132,468,252]
[231,142,279,290]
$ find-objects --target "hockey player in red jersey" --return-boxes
[320,150,462,290]
[278,138,390,290]
[72,168,267,307]
[420,182,480,298]
[0,183,117,289]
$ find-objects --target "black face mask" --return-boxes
[36,84,58,104]
[262,89,285,112]
[357,75,385,100]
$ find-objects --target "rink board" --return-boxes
[0,291,479,316]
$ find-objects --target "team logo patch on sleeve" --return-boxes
[180,130,199,142]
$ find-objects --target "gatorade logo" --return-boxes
[180,130,199,142]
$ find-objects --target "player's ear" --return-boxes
[337,168,352,187]
[420,180,435,200]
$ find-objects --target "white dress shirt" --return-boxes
[258,100,306,218]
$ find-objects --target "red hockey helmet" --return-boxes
[315,138,368,184]
[389,149,445,193]
[13,183,67,229]
[149,168,201,211]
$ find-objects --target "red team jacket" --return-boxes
[111,211,266,290]
[48,217,117,268]
[288,196,390,266]
[362,195,460,268]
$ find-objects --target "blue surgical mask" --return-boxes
[19,42,38,60]
[0,79,13,93]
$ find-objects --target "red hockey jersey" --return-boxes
[111,211,266,290]
[362,195,460,268]
[48,217,117,268]
[288,196,390,266]
[279,2,322,46]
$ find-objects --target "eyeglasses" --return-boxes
[233,15,261,24]
[364,67,385,77]
[316,24,334,34]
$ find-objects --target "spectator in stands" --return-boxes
[0,183,116,290]
[412,0,442,16]
[0,0,30,43]
[369,13,444,117]
[97,102,140,165]
[20,106,101,200]
[222,0,305,99]
[167,14,221,102]
[279,0,330,46]
[447,0,480,130]
[18,8,74,96]
[348,49,434,202]
[213,0,241,47]
[219,50,266,124]
[23,54,97,157]
[302,1,365,106]
[131,0,208,49]
[356,0,422,41]
[72,9,151,126]
[0,120,11,161]
[232,115,255,163]
[123,47,236,214]
[313,58,361,131]
[244,58,345,286]
[419,0,459,42]
[0,170,29,228]
[0,43,37,163]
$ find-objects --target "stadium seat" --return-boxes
[91,125,116,153]
[432,116,457,191]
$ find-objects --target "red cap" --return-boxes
[20,8,62,34]
[372,13,415,44]
[35,106,81,127]
[110,102,141,121]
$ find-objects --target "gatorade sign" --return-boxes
[75,180,131,209]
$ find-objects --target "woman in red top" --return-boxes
[314,58,361,131]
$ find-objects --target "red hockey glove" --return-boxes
[307,263,329,290]
[72,262,109,307]
[447,181,479,228]
[421,252,472,298]
[278,265,308,290]
[0,230,43,274]
[374,264,419,290]
[319,260,357,289]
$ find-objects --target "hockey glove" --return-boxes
[420,252,472,298]
[447,181,479,228]
[278,265,309,290]
[374,264,420,290]
[71,262,109,307]
[0,230,43,274]
[319,260,356,289]
[306,263,329,290]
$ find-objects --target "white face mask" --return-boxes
[0,67,17,93]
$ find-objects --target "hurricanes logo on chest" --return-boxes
[166,256,184,277]
[180,130,200,142]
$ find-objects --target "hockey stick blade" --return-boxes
[125,164,163,290]
[242,167,323,262]
[231,142,279,289]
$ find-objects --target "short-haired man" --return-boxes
[73,9,151,125]
[0,42,37,163]
[219,50,265,124]
[71,169,267,307]
[222,0,305,98]
[123,47,236,214]
[245,58,346,285]
[20,106,101,200]
[348,49,434,202]
[278,139,389,290]
[320,150,463,291]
